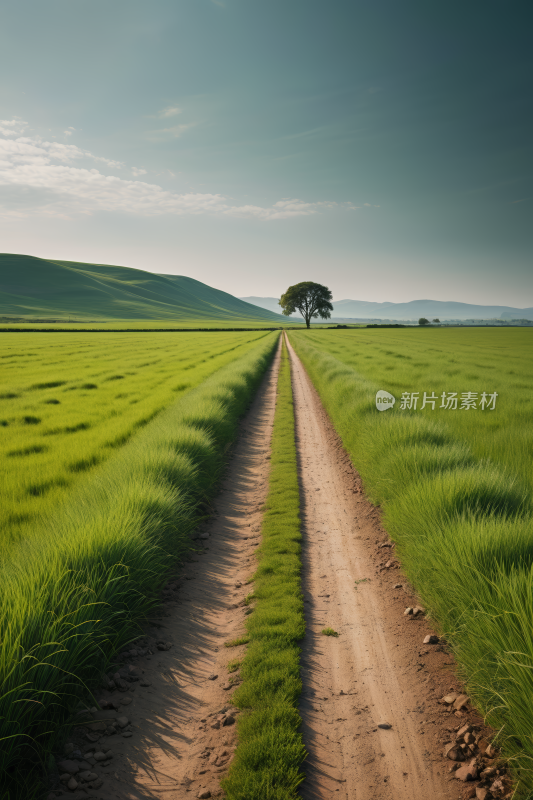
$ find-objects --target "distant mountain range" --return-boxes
[0,254,288,323]
[239,296,533,321]
[3,256,530,324]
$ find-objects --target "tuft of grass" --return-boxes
[290,327,533,793]
[321,627,339,637]
[30,380,66,389]
[227,659,241,673]
[225,636,250,648]
[222,336,306,800]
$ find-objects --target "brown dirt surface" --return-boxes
[51,339,281,800]
[285,333,495,800]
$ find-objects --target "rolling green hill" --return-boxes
[0,253,288,323]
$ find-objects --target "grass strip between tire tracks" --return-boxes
[0,333,278,800]
[222,335,306,800]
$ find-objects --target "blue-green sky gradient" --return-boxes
[0,0,531,305]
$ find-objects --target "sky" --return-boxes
[0,0,532,306]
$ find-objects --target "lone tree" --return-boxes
[418,317,430,326]
[433,318,440,323]
[279,281,333,329]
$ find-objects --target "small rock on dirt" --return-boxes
[394,583,402,588]
[404,607,414,616]
[455,759,478,782]
[453,694,470,711]
[79,771,98,782]
[476,788,490,800]
[67,777,78,790]
[122,731,133,738]
[423,634,439,644]
[440,693,458,705]
[208,674,218,681]
[444,743,465,762]
[116,716,129,728]
[119,696,132,705]
[197,791,211,799]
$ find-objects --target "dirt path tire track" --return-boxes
[285,333,460,800]
[66,338,282,800]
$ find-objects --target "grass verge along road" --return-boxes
[223,335,306,800]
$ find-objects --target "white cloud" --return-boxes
[159,106,182,118]
[0,122,342,221]
[0,118,27,137]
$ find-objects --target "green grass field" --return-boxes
[0,331,273,551]
[0,330,279,799]
[0,320,289,329]
[294,328,532,488]
[289,327,533,791]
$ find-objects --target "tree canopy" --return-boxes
[418,317,430,325]
[279,282,333,329]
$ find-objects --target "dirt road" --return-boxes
[285,333,459,800]
[53,334,481,800]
